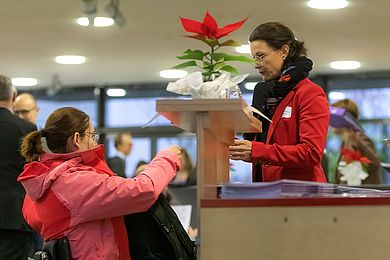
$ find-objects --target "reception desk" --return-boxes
[200,197,390,260]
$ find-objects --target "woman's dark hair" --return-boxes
[21,107,90,162]
[249,22,307,64]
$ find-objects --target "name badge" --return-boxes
[282,106,292,118]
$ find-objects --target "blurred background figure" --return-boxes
[0,75,36,259]
[134,160,148,177]
[13,93,39,125]
[108,132,133,178]
[331,99,382,185]
[170,148,196,186]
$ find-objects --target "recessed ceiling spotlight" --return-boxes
[159,69,188,79]
[11,77,38,87]
[307,0,349,9]
[77,17,114,27]
[235,45,251,54]
[330,60,360,70]
[55,55,86,65]
[106,88,126,97]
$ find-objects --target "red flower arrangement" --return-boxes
[341,148,371,165]
[173,11,253,81]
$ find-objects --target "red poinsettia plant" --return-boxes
[341,148,371,165]
[173,11,253,81]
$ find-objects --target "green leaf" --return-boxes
[172,60,198,69]
[185,35,219,47]
[219,40,242,47]
[177,49,205,60]
[211,53,254,63]
[213,62,227,71]
[210,53,225,61]
[219,65,240,75]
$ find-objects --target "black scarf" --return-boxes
[244,56,313,182]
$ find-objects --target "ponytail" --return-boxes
[286,40,307,64]
[21,130,45,162]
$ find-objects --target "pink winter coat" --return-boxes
[17,145,180,260]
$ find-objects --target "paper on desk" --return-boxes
[171,204,192,231]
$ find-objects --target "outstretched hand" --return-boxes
[229,139,252,162]
[164,145,182,156]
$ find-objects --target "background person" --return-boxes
[18,107,181,259]
[108,132,133,178]
[229,22,329,182]
[13,92,39,125]
[170,148,196,186]
[0,75,36,259]
[331,99,382,184]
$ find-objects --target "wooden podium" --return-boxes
[156,98,261,200]
[156,98,261,260]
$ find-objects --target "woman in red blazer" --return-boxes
[229,22,329,182]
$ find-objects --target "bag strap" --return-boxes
[149,194,196,259]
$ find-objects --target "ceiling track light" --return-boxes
[81,0,97,26]
[82,0,97,13]
[105,0,127,27]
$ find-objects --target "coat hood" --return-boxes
[18,145,109,201]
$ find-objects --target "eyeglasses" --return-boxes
[85,131,101,143]
[252,50,274,65]
[14,106,37,115]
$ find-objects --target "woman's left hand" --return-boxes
[229,139,253,162]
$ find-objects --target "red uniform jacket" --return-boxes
[252,78,329,182]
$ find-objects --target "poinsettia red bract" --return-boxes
[180,11,247,39]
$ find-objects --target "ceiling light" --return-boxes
[77,17,114,27]
[328,91,346,100]
[11,77,38,87]
[244,82,257,91]
[94,17,114,27]
[307,0,349,9]
[55,55,86,65]
[77,17,90,26]
[330,60,360,70]
[106,88,126,97]
[235,45,251,54]
[159,70,188,79]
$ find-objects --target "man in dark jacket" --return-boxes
[0,75,36,259]
[108,132,133,178]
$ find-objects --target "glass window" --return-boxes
[106,136,151,178]
[230,159,252,183]
[105,97,172,128]
[157,135,253,183]
[328,88,390,119]
[36,100,97,128]
[156,135,197,164]
[241,92,253,106]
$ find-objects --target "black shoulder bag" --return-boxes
[124,194,196,260]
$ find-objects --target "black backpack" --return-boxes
[34,237,71,260]
[124,194,196,260]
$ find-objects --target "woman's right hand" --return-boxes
[164,145,182,156]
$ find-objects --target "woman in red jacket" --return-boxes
[18,107,182,259]
[229,22,329,182]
